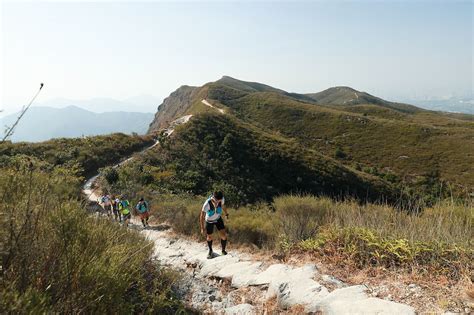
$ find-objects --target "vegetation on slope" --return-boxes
[203,82,474,198]
[107,112,399,206]
[0,133,154,178]
[0,136,185,313]
[147,77,473,199]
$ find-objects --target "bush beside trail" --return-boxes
[0,140,185,313]
[0,133,154,178]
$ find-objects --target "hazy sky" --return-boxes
[1,1,472,113]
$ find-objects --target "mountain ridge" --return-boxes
[147,76,474,194]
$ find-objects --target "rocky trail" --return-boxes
[82,114,416,314]
[202,99,225,114]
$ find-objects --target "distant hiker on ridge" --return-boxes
[200,191,229,259]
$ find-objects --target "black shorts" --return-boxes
[206,217,225,235]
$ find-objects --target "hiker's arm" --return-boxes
[223,205,229,218]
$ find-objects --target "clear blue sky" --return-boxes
[1,1,472,113]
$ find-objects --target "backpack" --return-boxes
[137,201,148,213]
[206,197,222,217]
[119,200,129,210]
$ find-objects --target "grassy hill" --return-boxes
[130,112,398,206]
[148,77,472,198]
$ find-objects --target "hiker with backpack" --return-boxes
[111,195,121,222]
[100,193,112,217]
[118,195,131,227]
[135,197,150,228]
[200,191,229,259]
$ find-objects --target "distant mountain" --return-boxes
[38,95,161,113]
[1,106,154,142]
[148,76,474,193]
[403,98,474,114]
[305,86,422,113]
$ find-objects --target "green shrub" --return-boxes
[0,159,184,313]
[273,195,331,242]
[226,206,278,248]
[101,166,119,184]
[299,227,472,279]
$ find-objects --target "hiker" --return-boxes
[200,191,229,259]
[135,197,150,228]
[118,195,131,227]
[100,193,112,217]
[111,195,121,222]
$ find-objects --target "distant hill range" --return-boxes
[36,95,161,113]
[1,106,154,142]
[404,98,474,115]
[148,76,474,196]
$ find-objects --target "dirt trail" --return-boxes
[82,115,416,314]
[202,99,225,114]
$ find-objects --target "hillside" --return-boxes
[0,133,154,178]
[305,86,422,114]
[139,112,397,205]
[148,76,474,196]
[1,106,154,142]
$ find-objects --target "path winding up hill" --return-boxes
[84,114,416,314]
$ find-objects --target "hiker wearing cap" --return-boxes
[135,197,150,228]
[200,191,229,259]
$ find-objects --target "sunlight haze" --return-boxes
[1,1,472,113]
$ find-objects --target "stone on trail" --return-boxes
[266,264,319,299]
[249,263,290,286]
[215,261,262,280]
[307,285,416,315]
[230,262,264,288]
[199,255,240,277]
[265,264,328,309]
[224,303,255,315]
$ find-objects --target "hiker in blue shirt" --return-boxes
[135,197,150,228]
[199,191,229,259]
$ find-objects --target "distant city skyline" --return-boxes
[1,1,472,114]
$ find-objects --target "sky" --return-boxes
[1,0,472,114]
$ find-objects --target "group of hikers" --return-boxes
[99,190,229,259]
[99,193,150,228]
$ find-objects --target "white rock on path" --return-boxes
[249,263,290,286]
[215,261,262,281]
[266,264,329,309]
[307,285,416,315]
[224,303,255,315]
[199,255,240,277]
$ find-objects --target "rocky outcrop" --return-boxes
[147,85,199,133]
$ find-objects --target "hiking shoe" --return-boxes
[207,252,214,259]
[221,250,228,256]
